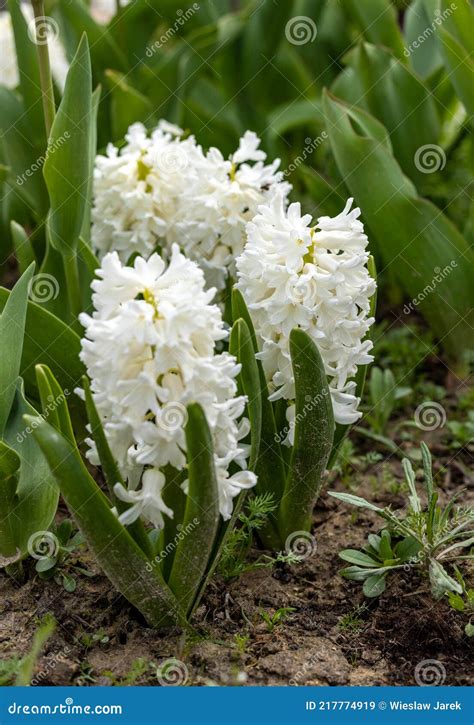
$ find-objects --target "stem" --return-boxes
[30,0,56,138]
[115,0,121,13]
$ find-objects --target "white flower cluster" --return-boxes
[91,121,290,281]
[90,0,130,24]
[0,9,68,91]
[79,245,256,528]
[236,193,376,443]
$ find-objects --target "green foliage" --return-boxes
[259,606,296,633]
[365,366,411,435]
[330,443,474,599]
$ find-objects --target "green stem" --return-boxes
[30,0,56,138]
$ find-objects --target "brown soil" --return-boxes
[1,385,472,687]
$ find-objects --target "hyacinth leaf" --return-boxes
[331,43,440,184]
[341,0,405,59]
[26,413,183,628]
[168,404,220,614]
[438,28,474,118]
[231,289,285,547]
[0,263,34,434]
[81,86,101,246]
[7,0,46,148]
[322,91,474,365]
[81,375,152,557]
[35,365,75,445]
[278,329,334,541]
[1,381,59,566]
[0,287,86,435]
[229,318,261,471]
[43,34,92,257]
[10,222,34,275]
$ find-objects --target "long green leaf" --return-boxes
[27,413,183,628]
[0,263,34,434]
[323,91,474,364]
[278,329,334,540]
[43,34,92,256]
[168,404,220,614]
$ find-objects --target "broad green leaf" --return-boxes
[339,549,381,567]
[278,329,334,539]
[0,263,34,434]
[27,413,183,628]
[404,0,443,78]
[323,92,474,364]
[394,536,423,562]
[363,572,387,597]
[35,365,75,445]
[332,44,440,183]
[43,34,92,256]
[168,404,220,614]
[0,289,86,435]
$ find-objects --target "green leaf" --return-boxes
[328,491,384,512]
[429,559,463,599]
[168,404,220,614]
[394,536,422,562]
[438,28,474,117]
[43,34,92,256]
[278,329,334,539]
[10,221,34,275]
[231,289,285,547]
[0,263,34,434]
[35,365,75,445]
[229,318,261,471]
[27,413,183,629]
[322,91,474,364]
[0,288,86,436]
[339,549,381,567]
[15,616,56,686]
[363,572,387,597]
[1,382,59,563]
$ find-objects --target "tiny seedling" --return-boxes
[364,366,411,435]
[259,607,296,633]
[446,567,474,637]
[338,604,368,634]
[329,443,474,599]
[34,519,90,592]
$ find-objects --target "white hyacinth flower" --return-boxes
[0,9,68,92]
[236,194,376,443]
[79,245,256,528]
[91,123,291,279]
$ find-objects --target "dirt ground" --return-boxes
[0,363,472,687]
